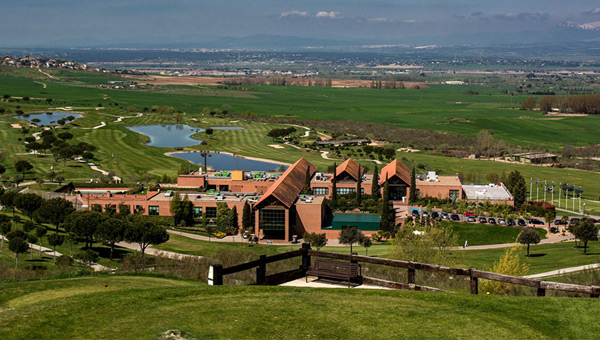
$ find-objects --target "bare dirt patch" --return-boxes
[268,144,285,149]
[397,147,420,153]
[10,124,22,128]
[545,112,588,117]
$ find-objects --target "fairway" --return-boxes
[1,275,600,339]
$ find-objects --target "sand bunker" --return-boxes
[269,144,285,149]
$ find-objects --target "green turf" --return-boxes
[1,275,599,339]
[442,221,547,246]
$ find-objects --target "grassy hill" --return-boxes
[1,275,599,339]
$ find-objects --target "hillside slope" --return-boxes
[0,275,598,339]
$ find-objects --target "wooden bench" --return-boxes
[306,258,361,287]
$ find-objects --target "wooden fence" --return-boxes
[208,244,600,298]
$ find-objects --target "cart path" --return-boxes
[453,235,574,250]
[116,241,205,260]
[524,263,600,279]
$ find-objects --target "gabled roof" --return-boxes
[379,159,411,186]
[255,158,316,209]
[335,158,362,181]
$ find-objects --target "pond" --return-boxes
[171,152,288,171]
[211,126,245,130]
[14,112,81,125]
[127,124,205,148]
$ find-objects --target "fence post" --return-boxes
[256,255,267,285]
[537,281,546,297]
[301,243,311,269]
[470,270,478,295]
[209,264,223,286]
[351,252,358,264]
[407,264,416,285]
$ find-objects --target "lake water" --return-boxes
[171,152,288,171]
[15,112,81,125]
[127,124,205,147]
[211,126,245,130]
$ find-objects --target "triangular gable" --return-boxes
[379,159,410,186]
[255,158,316,209]
[335,158,362,181]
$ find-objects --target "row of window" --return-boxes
[312,187,364,195]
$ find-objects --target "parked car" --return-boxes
[518,219,527,227]
[479,217,487,224]
[432,211,440,219]
[529,218,544,225]
[554,219,567,225]
[451,214,460,221]
[441,212,450,220]
[569,218,581,225]
[488,217,497,224]
[497,218,506,225]
[507,219,516,226]
[422,211,430,218]
[467,216,477,223]
[411,210,420,217]
[464,211,477,217]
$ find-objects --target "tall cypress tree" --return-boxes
[302,166,312,194]
[380,174,394,233]
[356,167,362,205]
[332,162,337,201]
[242,201,251,231]
[409,167,417,204]
[371,165,380,198]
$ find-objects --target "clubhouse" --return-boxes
[83,158,463,241]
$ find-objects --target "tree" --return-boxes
[14,193,43,221]
[331,162,337,200]
[9,237,29,270]
[47,233,64,259]
[359,236,373,256]
[65,211,103,249]
[518,229,541,256]
[356,167,362,205]
[65,232,77,257]
[0,190,18,216]
[205,128,214,138]
[57,132,73,140]
[371,165,380,198]
[338,226,363,254]
[0,222,11,251]
[506,170,527,209]
[125,216,169,256]
[35,226,47,256]
[169,191,182,226]
[520,97,536,111]
[14,160,33,177]
[37,197,74,232]
[27,234,38,259]
[302,166,312,194]
[303,232,327,250]
[55,176,65,185]
[97,217,128,260]
[242,201,252,232]
[409,167,417,204]
[570,218,598,255]
[379,174,395,233]
[229,206,238,235]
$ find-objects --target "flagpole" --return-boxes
[579,186,582,213]
[536,179,539,202]
[558,182,561,207]
[543,180,547,202]
[529,178,533,202]
[572,185,575,211]
[552,182,554,205]
[565,183,568,209]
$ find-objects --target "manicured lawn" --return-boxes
[442,221,546,246]
[1,275,600,339]
[460,241,600,274]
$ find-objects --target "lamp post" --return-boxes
[583,203,586,215]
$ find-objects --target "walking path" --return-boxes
[556,207,599,219]
[0,235,111,272]
[525,263,600,279]
[454,235,574,250]
[82,121,106,129]
[116,241,204,260]
[38,68,57,79]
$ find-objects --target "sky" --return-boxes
[1,0,600,46]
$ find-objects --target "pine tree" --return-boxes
[409,167,417,204]
[242,201,252,231]
[332,162,337,201]
[371,165,380,198]
[302,166,312,194]
[380,174,395,233]
[356,167,362,205]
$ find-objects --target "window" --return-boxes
[259,209,286,230]
[449,190,460,201]
[206,207,217,219]
[193,206,203,218]
[135,205,144,213]
[336,187,356,195]
[313,187,329,195]
[148,206,159,215]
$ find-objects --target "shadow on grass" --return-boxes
[88,246,131,261]
[527,253,547,258]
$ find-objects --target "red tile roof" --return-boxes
[336,158,362,181]
[255,158,316,209]
[379,159,411,186]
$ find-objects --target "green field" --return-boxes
[1,275,599,339]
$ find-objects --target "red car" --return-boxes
[463,211,477,217]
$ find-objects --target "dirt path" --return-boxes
[116,241,205,260]
[34,81,47,89]
[524,263,600,279]
[38,68,57,79]
[453,235,574,250]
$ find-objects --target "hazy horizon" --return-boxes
[2,1,600,47]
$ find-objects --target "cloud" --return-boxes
[280,10,309,18]
[315,11,341,19]
[367,17,389,23]
[491,11,548,21]
[584,8,600,15]
[471,11,484,17]
[452,13,465,19]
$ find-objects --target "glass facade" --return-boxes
[259,209,286,231]
[148,206,159,215]
[206,207,217,219]
[336,187,356,195]
[313,187,329,195]
[449,190,460,201]
[193,206,203,218]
